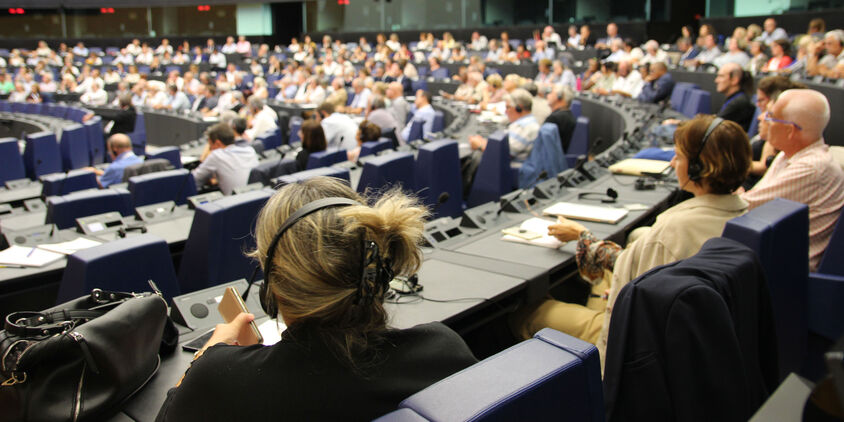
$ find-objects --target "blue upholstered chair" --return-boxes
[669,82,699,113]
[430,67,449,80]
[57,234,181,303]
[570,99,582,119]
[247,159,299,186]
[415,140,464,219]
[128,112,146,156]
[273,166,351,187]
[411,79,428,93]
[49,104,68,119]
[375,328,604,422]
[128,169,198,208]
[467,131,512,208]
[23,131,63,179]
[681,89,711,118]
[59,123,91,171]
[45,188,133,230]
[406,120,424,142]
[0,137,26,185]
[356,152,415,194]
[178,189,273,293]
[40,169,98,197]
[358,138,394,158]
[145,146,183,169]
[565,116,590,168]
[432,111,445,133]
[306,149,348,170]
[288,116,303,145]
[84,116,107,165]
[256,127,283,150]
[519,123,568,189]
[722,198,809,378]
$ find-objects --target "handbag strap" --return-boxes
[4,310,105,337]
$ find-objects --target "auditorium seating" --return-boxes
[807,207,844,347]
[306,149,347,169]
[247,159,299,186]
[146,146,183,169]
[122,158,173,182]
[406,120,424,142]
[178,189,273,293]
[288,116,303,144]
[257,127,283,150]
[518,123,567,189]
[467,131,512,208]
[681,89,712,118]
[356,152,415,194]
[128,112,146,156]
[376,328,603,422]
[128,169,198,208]
[722,198,809,379]
[570,99,582,118]
[40,169,98,197]
[566,117,590,168]
[415,140,464,219]
[84,116,107,165]
[0,137,26,185]
[59,123,91,171]
[669,82,699,113]
[273,166,351,187]
[45,188,133,230]
[23,131,63,180]
[381,127,400,149]
[358,138,393,158]
[56,234,181,303]
[432,111,445,133]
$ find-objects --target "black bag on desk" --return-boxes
[0,286,174,422]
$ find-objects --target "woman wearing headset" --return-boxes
[157,178,477,421]
[513,115,752,366]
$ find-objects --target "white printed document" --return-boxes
[543,202,629,224]
[501,217,564,249]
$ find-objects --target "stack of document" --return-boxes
[608,158,671,176]
[0,238,103,268]
[543,202,629,224]
[501,218,564,249]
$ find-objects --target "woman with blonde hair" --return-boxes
[158,177,477,421]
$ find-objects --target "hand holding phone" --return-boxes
[216,286,263,346]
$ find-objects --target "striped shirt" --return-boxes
[508,114,540,162]
[742,140,844,270]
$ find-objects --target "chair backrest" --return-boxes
[128,131,146,156]
[358,138,393,158]
[682,89,711,118]
[381,127,400,149]
[257,127,283,150]
[565,116,590,168]
[519,123,568,189]
[432,111,445,133]
[288,116,303,145]
[467,131,512,208]
[145,146,182,169]
[57,234,180,304]
[817,206,844,276]
[0,100,11,112]
[306,149,347,170]
[570,99,582,118]
[356,152,415,194]
[273,166,351,187]
[670,82,698,112]
[407,120,424,142]
[178,189,273,293]
[747,107,761,139]
[59,124,91,171]
[84,116,106,165]
[387,328,603,422]
[415,140,464,219]
[40,169,98,197]
[0,137,26,185]
[411,79,428,93]
[46,188,133,229]
[247,158,298,186]
[128,169,198,208]
[23,131,62,180]
[49,104,68,119]
[430,67,449,80]
[722,198,809,378]
[122,158,173,182]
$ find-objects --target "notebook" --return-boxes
[0,245,65,268]
[543,202,629,224]
[37,238,103,255]
[501,218,564,249]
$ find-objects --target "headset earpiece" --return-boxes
[688,117,723,182]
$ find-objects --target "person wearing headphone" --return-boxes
[157,177,477,421]
[84,133,143,188]
[512,115,752,367]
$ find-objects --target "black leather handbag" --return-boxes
[0,284,174,422]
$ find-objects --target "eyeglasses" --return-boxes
[763,112,802,131]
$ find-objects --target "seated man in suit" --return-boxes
[192,123,259,195]
[636,61,674,104]
[84,133,143,188]
[400,90,436,141]
[741,89,844,271]
[544,85,577,153]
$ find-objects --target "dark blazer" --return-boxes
[156,322,477,422]
[603,237,779,422]
[544,109,577,153]
[637,73,675,104]
[97,106,137,136]
[718,91,756,132]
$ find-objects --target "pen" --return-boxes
[0,265,26,269]
[26,247,36,257]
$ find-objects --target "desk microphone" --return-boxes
[496,191,522,217]
[536,170,548,184]
[432,192,449,214]
[573,155,596,182]
[242,265,260,302]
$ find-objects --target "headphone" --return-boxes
[577,188,618,203]
[258,197,362,319]
[514,104,523,113]
[687,117,724,182]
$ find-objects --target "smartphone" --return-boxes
[217,286,263,345]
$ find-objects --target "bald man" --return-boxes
[742,89,844,270]
[85,134,143,187]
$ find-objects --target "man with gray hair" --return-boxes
[386,81,410,125]
[366,94,403,145]
[742,89,844,271]
[244,95,278,140]
[545,84,577,153]
[469,88,539,162]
